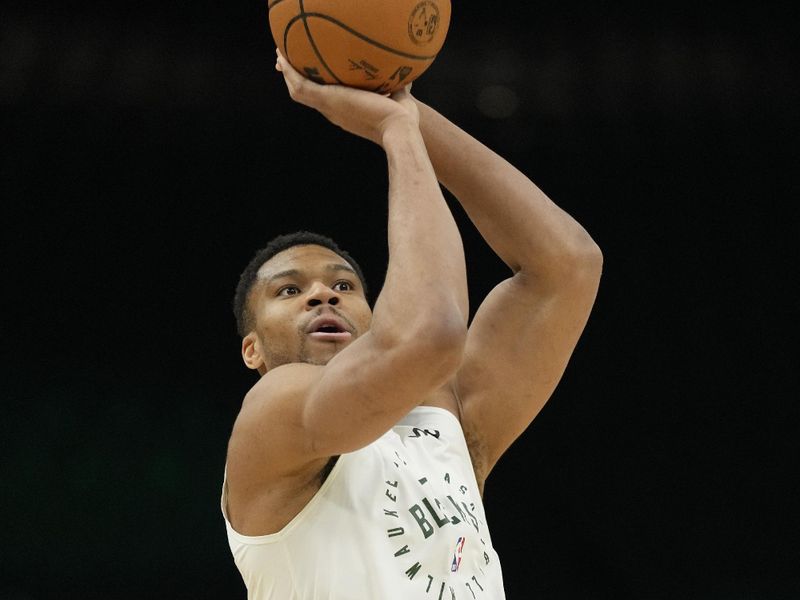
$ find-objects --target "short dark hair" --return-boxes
[232,231,369,337]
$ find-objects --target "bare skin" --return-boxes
[224,51,603,536]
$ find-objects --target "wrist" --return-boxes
[379,115,421,149]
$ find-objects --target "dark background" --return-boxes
[2,1,798,598]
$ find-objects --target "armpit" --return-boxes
[462,424,489,498]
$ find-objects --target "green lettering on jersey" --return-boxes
[405,561,422,580]
[461,501,479,532]
[387,527,404,538]
[446,495,466,524]
[385,480,398,502]
[394,544,411,557]
[422,497,450,528]
[409,504,434,538]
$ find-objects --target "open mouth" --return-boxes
[316,325,344,334]
[307,318,353,342]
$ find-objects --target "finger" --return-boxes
[274,49,300,80]
[277,56,312,90]
[275,51,294,78]
[277,50,311,83]
[395,82,413,96]
[390,85,411,101]
[276,54,305,91]
[275,55,329,110]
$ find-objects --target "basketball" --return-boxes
[269,0,451,94]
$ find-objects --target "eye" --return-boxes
[277,285,301,297]
[333,280,354,292]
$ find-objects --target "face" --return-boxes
[242,245,372,374]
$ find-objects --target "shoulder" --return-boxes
[228,363,325,479]
[234,363,321,430]
[244,362,322,405]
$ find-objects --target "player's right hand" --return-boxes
[276,49,420,147]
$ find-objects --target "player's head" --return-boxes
[233,231,371,374]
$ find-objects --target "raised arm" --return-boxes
[227,57,469,498]
[414,99,603,486]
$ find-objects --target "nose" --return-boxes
[305,281,340,308]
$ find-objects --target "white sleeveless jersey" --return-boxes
[221,406,507,600]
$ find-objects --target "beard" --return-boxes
[258,332,339,370]
[258,307,360,371]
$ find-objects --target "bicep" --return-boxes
[302,330,460,453]
[456,271,600,481]
[230,329,461,479]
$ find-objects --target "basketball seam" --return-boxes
[297,0,344,84]
[304,13,439,61]
[283,15,300,64]
[267,0,289,11]
[282,13,341,84]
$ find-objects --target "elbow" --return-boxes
[417,311,468,366]
[567,241,603,299]
[579,239,603,278]
[373,305,467,380]
[529,237,603,291]
[408,317,467,383]
[403,307,468,357]
[516,222,603,283]
[561,226,603,279]
[564,240,603,290]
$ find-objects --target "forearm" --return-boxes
[416,101,601,278]
[371,120,469,338]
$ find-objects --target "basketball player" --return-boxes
[221,50,603,599]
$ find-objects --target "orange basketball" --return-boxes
[269,0,451,94]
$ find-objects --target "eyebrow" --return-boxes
[263,264,357,285]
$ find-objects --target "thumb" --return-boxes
[390,83,412,101]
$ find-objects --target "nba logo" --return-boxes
[450,537,466,572]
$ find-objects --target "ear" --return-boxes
[241,333,265,371]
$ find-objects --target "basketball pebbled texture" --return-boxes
[269,0,451,93]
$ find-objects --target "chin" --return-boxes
[304,346,346,366]
[298,333,355,366]
[300,352,338,367]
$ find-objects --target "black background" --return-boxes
[2,1,798,598]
